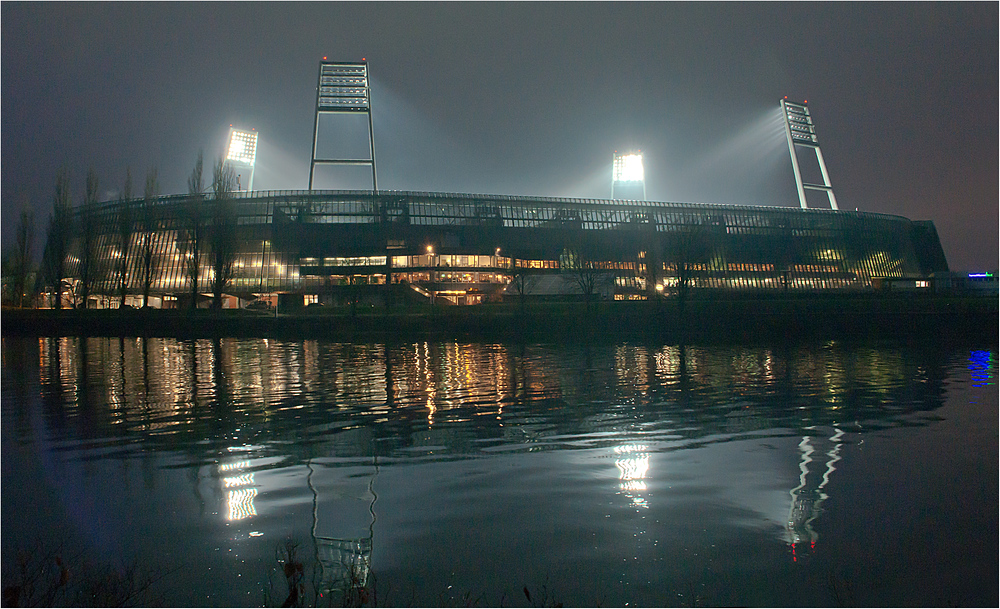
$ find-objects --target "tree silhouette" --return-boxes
[562,245,602,312]
[42,167,73,309]
[182,151,207,310]
[138,168,159,307]
[510,260,537,312]
[209,158,237,310]
[76,168,101,309]
[666,222,709,312]
[12,206,35,308]
[115,167,134,308]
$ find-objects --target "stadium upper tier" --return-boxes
[67,190,949,306]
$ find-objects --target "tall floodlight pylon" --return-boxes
[309,60,377,191]
[781,100,838,210]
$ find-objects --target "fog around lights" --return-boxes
[227,129,258,166]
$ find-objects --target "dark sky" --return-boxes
[3,2,997,272]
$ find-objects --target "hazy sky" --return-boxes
[3,2,996,271]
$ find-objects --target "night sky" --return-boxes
[3,2,996,272]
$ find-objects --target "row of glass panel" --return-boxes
[78,192,912,241]
[66,192,922,296]
[67,237,911,294]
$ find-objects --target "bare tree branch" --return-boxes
[42,167,73,309]
[209,158,237,310]
[116,167,134,308]
[181,151,207,310]
[139,167,159,307]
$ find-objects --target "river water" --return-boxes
[2,336,996,607]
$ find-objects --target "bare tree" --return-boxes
[1,248,17,306]
[575,262,601,312]
[115,167,134,308]
[667,223,707,312]
[42,167,73,309]
[510,261,536,312]
[209,158,237,310]
[76,168,101,309]
[12,206,35,308]
[138,168,159,307]
[182,151,206,310]
[562,246,602,312]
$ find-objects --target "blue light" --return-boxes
[968,350,994,387]
[968,273,992,278]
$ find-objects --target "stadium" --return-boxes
[58,62,950,309]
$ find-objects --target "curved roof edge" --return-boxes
[94,188,918,224]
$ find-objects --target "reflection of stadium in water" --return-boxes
[25,336,962,577]
[307,457,378,599]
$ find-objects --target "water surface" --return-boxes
[2,337,996,606]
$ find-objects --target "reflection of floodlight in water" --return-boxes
[614,444,650,507]
[226,128,258,191]
[220,459,258,521]
[612,152,646,200]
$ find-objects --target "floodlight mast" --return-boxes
[781,100,838,210]
[225,128,258,191]
[309,60,377,191]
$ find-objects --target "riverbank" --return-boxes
[3,292,996,343]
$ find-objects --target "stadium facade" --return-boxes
[63,188,949,309]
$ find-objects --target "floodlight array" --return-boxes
[227,130,258,166]
[318,63,369,111]
[613,153,644,183]
[783,102,819,146]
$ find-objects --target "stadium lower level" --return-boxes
[67,190,949,308]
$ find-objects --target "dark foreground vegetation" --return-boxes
[1,536,573,608]
[2,293,996,344]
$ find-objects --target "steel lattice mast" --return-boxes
[309,60,377,191]
[781,99,838,210]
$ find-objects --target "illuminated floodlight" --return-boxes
[613,153,644,182]
[612,151,646,200]
[318,63,369,111]
[227,129,258,166]
[225,128,258,191]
